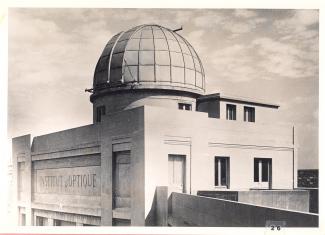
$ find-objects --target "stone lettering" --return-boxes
[36,166,100,196]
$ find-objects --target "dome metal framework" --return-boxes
[93,24,205,95]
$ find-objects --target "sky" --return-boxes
[8,8,318,169]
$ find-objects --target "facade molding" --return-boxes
[208,142,293,151]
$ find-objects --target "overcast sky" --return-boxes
[8,8,318,169]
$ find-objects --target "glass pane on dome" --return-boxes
[168,40,181,52]
[126,39,140,51]
[184,54,195,69]
[141,29,153,39]
[124,51,138,66]
[101,44,113,57]
[139,65,155,81]
[96,55,109,72]
[193,57,202,71]
[163,29,176,40]
[141,26,152,31]
[189,45,198,58]
[196,72,203,87]
[170,52,184,67]
[109,33,121,43]
[185,69,196,85]
[180,42,191,55]
[123,65,138,82]
[132,30,142,38]
[95,70,108,85]
[110,52,124,69]
[153,29,165,39]
[155,51,170,66]
[140,39,154,50]
[155,65,171,82]
[113,40,128,54]
[171,66,185,84]
[139,51,154,65]
[109,68,122,83]
[154,38,168,51]
[119,30,135,41]
[173,33,184,43]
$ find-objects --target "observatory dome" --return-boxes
[92,24,205,100]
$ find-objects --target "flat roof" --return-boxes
[197,93,280,109]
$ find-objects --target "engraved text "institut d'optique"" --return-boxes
[40,174,97,188]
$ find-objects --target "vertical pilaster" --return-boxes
[12,139,18,225]
[24,135,32,225]
[100,123,113,226]
[12,135,32,225]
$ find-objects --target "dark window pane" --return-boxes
[215,157,229,187]
[262,160,269,182]
[214,157,218,186]
[96,106,106,123]
[178,103,192,111]
[244,106,255,122]
[220,158,227,186]
[254,159,259,182]
[227,104,236,120]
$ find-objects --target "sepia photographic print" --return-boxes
[3,5,320,232]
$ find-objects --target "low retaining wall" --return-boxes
[297,188,318,213]
[198,190,309,212]
[168,193,318,227]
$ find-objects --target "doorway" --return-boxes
[168,154,186,194]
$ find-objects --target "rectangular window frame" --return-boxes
[254,158,272,183]
[178,103,192,111]
[214,156,230,188]
[226,104,236,120]
[96,105,106,122]
[35,216,47,226]
[244,106,255,122]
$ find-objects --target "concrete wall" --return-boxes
[100,106,145,226]
[31,124,100,153]
[219,100,278,124]
[168,193,318,227]
[93,90,197,122]
[144,105,294,220]
[13,100,294,226]
[198,190,309,212]
[238,190,309,212]
[13,107,145,226]
[12,135,32,225]
[197,99,279,125]
[204,147,293,190]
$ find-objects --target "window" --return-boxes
[178,103,192,111]
[96,105,106,122]
[54,219,76,226]
[215,157,230,188]
[254,158,272,182]
[226,104,236,120]
[244,106,255,122]
[36,216,47,226]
